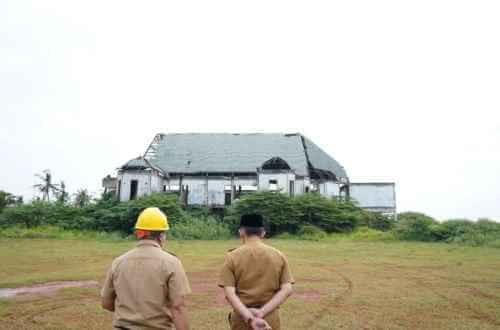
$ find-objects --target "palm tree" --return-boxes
[55,181,70,204]
[34,170,59,202]
[74,189,91,208]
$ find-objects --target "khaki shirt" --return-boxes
[218,240,294,307]
[101,240,191,330]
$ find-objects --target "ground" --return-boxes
[0,239,499,329]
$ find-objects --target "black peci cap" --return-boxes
[240,214,264,228]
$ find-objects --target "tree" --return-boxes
[0,190,17,213]
[55,181,70,204]
[73,189,91,208]
[33,170,61,202]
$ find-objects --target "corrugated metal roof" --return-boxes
[145,133,348,179]
[120,157,164,173]
[303,137,348,178]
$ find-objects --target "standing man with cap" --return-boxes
[218,214,294,330]
[101,207,191,330]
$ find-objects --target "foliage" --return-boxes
[55,181,70,204]
[0,188,498,246]
[393,212,438,241]
[168,215,232,240]
[0,190,21,213]
[349,226,396,241]
[73,189,92,208]
[0,225,128,241]
[291,194,360,233]
[224,192,298,235]
[0,202,48,228]
[225,192,363,236]
[357,211,395,231]
[33,169,62,202]
[393,213,500,246]
[296,225,328,241]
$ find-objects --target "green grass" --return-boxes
[0,239,499,329]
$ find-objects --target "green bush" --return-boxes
[393,212,438,241]
[350,226,395,241]
[0,225,128,241]
[291,194,359,233]
[356,211,395,231]
[225,192,361,236]
[168,215,232,240]
[296,225,328,241]
[224,192,299,236]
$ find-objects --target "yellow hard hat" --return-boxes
[135,207,169,231]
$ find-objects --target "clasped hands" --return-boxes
[248,308,271,330]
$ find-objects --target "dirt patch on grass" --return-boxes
[0,281,99,299]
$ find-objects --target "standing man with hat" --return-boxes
[218,214,294,330]
[101,207,191,330]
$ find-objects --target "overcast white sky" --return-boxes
[1,0,499,221]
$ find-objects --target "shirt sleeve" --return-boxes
[101,266,115,298]
[218,254,236,288]
[167,259,192,301]
[280,255,295,285]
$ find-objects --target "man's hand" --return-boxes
[249,317,272,330]
[248,308,264,319]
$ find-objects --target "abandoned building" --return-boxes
[105,133,396,217]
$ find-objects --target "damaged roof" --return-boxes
[143,133,348,180]
[120,156,164,173]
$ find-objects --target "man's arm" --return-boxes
[170,295,189,330]
[223,286,271,330]
[256,282,293,317]
[101,267,116,312]
[101,293,116,312]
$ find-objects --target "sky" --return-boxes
[1,0,499,221]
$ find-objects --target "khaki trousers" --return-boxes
[229,309,281,330]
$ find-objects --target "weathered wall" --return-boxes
[318,181,340,198]
[350,183,396,209]
[258,172,296,194]
[118,171,163,201]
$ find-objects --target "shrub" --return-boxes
[225,192,362,236]
[224,192,299,236]
[168,215,232,240]
[351,226,395,241]
[291,194,359,233]
[357,211,395,231]
[296,225,328,241]
[393,212,438,241]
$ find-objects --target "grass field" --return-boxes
[0,238,499,329]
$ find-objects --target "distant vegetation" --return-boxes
[0,191,499,247]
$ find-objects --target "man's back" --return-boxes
[102,240,191,330]
[219,241,293,307]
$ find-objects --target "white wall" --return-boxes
[183,177,206,205]
[350,183,396,208]
[258,172,296,195]
[318,181,340,198]
[118,171,162,201]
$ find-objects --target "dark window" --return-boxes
[225,192,232,206]
[289,181,295,197]
[130,180,138,200]
[262,157,291,170]
[305,186,310,193]
[163,185,167,192]
[269,180,277,184]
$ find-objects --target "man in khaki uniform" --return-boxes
[219,214,294,330]
[101,207,191,330]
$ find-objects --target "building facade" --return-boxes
[115,133,350,207]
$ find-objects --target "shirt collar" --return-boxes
[136,240,161,248]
